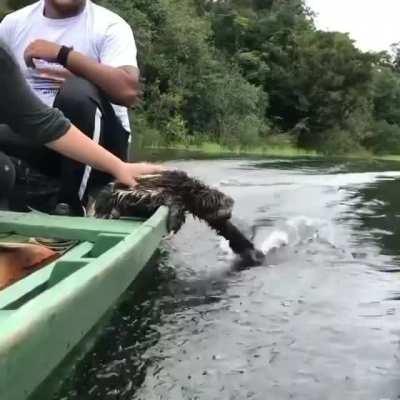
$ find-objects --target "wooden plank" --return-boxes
[0,212,143,241]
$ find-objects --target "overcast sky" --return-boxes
[306,0,400,52]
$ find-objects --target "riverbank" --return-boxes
[136,141,400,163]
[139,141,317,157]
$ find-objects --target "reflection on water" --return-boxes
[54,156,400,400]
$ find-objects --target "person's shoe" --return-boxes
[52,203,74,216]
[52,202,85,217]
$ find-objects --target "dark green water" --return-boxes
[54,156,400,400]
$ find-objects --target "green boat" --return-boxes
[0,207,169,400]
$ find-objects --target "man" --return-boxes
[0,40,163,207]
[0,0,140,214]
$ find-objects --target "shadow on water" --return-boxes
[52,154,400,400]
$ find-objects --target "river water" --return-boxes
[55,156,400,400]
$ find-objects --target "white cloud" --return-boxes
[306,0,400,52]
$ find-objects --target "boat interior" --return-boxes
[0,211,144,320]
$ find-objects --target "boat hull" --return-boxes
[0,207,168,400]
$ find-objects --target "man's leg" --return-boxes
[53,76,129,214]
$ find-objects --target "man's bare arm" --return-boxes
[47,125,164,187]
[24,39,140,107]
[66,51,140,107]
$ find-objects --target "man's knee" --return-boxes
[54,77,103,124]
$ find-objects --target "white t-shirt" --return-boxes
[0,0,137,131]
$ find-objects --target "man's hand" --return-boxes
[24,40,61,68]
[114,162,167,187]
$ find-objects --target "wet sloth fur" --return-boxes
[90,170,265,266]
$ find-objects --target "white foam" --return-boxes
[260,230,289,254]
[258,216,336,255]
[218,237,235,259]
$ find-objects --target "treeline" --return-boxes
[3,0,400,154]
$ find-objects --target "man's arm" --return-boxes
[24,21,140,107]
[61,49,140,107]
[47,125,164,186]
[0,41,163,187]
[24,40,140,107]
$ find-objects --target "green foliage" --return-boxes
[0,0,9,19]
[184,67,267,140]
[364,120,400,155]
[209,0,379,153]
[99,0,268,147]
[372,67,400,126]
[319,128,365,156]
[131,111,166,148]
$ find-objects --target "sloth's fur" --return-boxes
[89,170,265,266]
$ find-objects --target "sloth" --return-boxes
[88,170,265,266]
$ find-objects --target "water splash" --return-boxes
[259,230,289,254]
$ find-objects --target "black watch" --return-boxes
[57,45,73,67]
